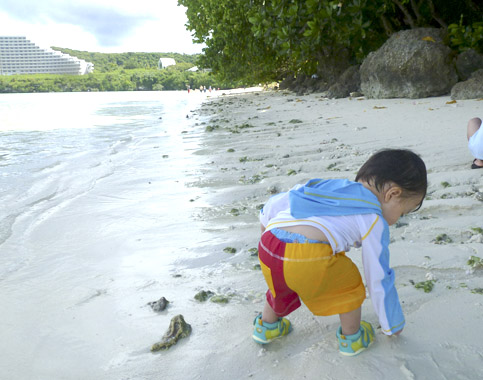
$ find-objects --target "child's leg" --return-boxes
[467,117,483,167]
[467,117,482,141]
[339,307,362,335]
[262,300,279,324]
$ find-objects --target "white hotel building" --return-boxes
[0,36,94,75]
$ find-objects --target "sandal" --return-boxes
[252,314,292,344]
[471,159,483,169]
[337,320,375,356]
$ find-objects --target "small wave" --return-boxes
[0,213,17,247]
[32,161,64,175]
[108,135,136,156]
[25,191,58,208]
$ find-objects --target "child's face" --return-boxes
[381,191,423,226]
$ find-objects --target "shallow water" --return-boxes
[0,91,214,280]
[0,91,226,377]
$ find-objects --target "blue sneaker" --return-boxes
[252,314,292,344]
[336,321,375,356]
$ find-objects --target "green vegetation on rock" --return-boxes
[151,314,192,352]
[414,280,435,293]
[433,233,453,244]
[194,290,215,302]
[210,295,229,303]
[467,255,483,269]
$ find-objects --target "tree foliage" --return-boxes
[0,66,230,93]
[51,48,199,72]
[0,51,240,93]
[179,0,482,82]
[178,0,285,83]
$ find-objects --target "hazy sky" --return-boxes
[0,0,204,54]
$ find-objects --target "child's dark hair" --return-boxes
[355,149,427,210]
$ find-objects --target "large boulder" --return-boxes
[360,28,458,99]
[451,69,483,100]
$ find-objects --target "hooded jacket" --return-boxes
[260,178,405,335]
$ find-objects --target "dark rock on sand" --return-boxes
[451,69,483,100]
[148,297,169,312]
[455,49,483,81]
[360,28,458,99]
[151,314,192,352]
[327,65,361,99]
[280,47,351,94]
[194,290,215,302]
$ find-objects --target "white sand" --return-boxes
[2,90,483,379]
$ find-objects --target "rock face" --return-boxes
[360,28,458,99]
[327,65,361,99]
[451,69,483,100]
[280,47,351,94]
[455,49,483,81]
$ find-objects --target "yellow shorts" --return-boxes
[258,230,366,316]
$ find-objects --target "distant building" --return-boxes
[0,36,94,75]
[158,58,176,69]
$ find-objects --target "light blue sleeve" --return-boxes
[361,216,405,335]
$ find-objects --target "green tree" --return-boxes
[179,0,482,82]
[178,0,285,83]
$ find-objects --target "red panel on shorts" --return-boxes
[258,231,301,316]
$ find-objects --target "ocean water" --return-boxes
[0,90,225,377]
[0,90,213,282]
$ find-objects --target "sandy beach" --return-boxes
[147,90,483,380]
[1,89,482,380]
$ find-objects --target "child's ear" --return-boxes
[384,186,402,202]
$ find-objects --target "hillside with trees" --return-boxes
[0,50,241,93]
[51,49,198,72]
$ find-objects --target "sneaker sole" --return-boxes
[252,335,270,344]
[252,324,293,344]
[339,339,374,356]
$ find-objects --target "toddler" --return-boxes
[253,149,427,356]
[467,117,483,169]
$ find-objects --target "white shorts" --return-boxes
[469,123,483,159]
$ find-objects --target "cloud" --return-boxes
[0,0,155,47]
[53,6,155,46]
[0,0,204,53]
